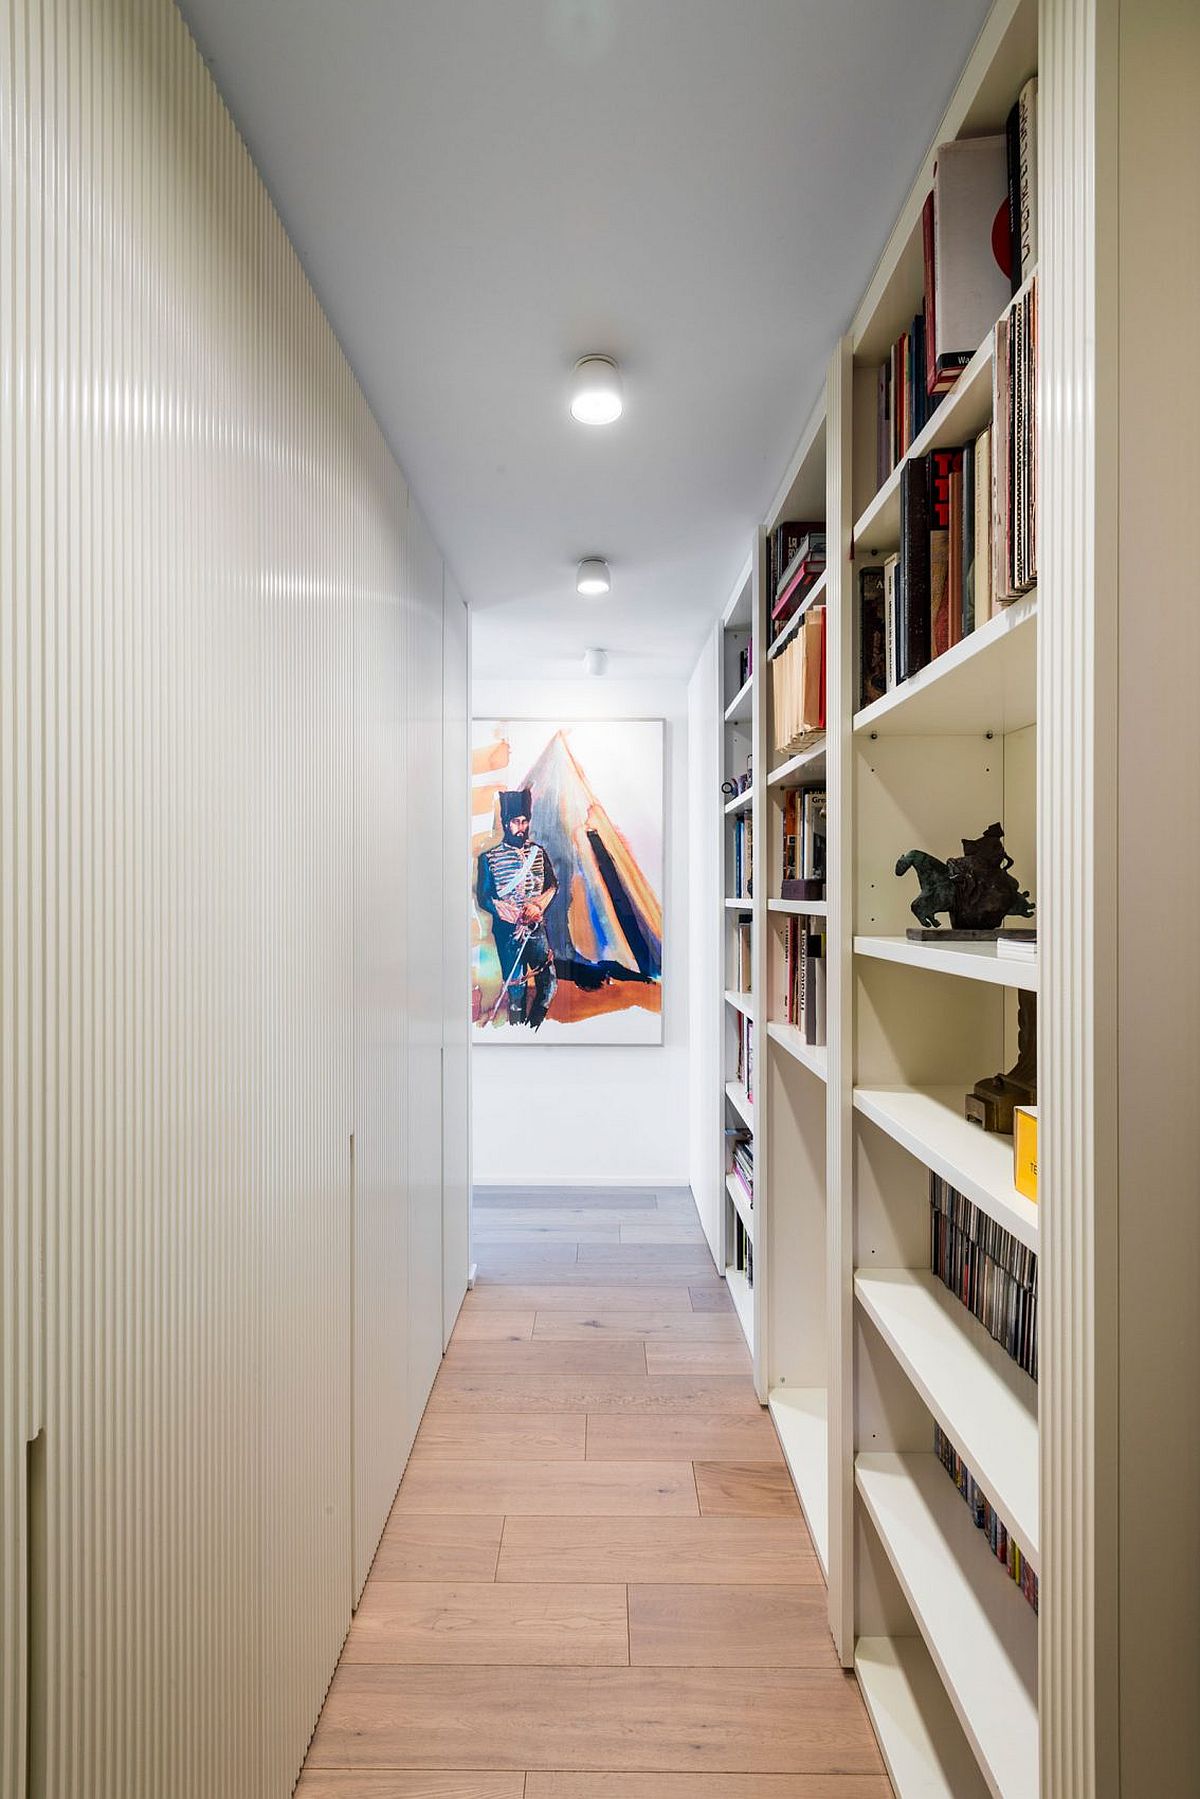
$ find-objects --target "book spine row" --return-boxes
[930,1172,1038,1380]
[771,607,825,756]
[993,276,1038,601]
[782,914,826,1046]
[730,1132,754,1205]
[933,1423,1039,1614]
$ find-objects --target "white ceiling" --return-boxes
[179,0,991,679]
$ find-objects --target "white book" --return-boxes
[934,136,1012,372]
[883,553,900,690]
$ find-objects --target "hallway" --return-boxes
[298,1187,889,1795]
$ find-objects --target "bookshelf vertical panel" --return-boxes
[826,334,856,1665]
[1038,0,1118,1794]
[748,530,769,1399]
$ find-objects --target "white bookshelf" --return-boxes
[702,2,1059,1791]
[699,0,1200,1786]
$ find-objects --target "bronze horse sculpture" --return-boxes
[896,824,1035,932]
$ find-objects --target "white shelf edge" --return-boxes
[766,1020,828,1083]
[767,568,828,662]
[852,1084,1038,1253]
[855,1268,1039,1568]
[767,897,827,916]
[724,786,755,816]
[854,935,1037,993]
[855,1635,991,1799]
[768,1387,829,1576]
[851,592,1038,738]
[724,1079,754,1131]
[723,988,753,1018]
[723,896,752,910]
[767,738,827,787]
[724,1170,755,1244]
[725,1262,754,1350]
[856,1452,1039,1799]
[723,674,753,723]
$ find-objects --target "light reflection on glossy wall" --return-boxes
[0,1,469,1794]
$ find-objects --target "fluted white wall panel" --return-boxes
[0,0,468,1792]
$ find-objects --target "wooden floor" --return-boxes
[299,1186,890,1798]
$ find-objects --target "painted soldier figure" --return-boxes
[477,788,559,1029]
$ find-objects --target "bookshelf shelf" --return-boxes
[768,897,827,917]
[856,1452,1039,1799]
[768,1387,829,1574]
[724,988,753,1018]
[724,896,752,910]
[724,786,755,816]
[724,1079,754,1131]
[852,593,1037,738]
[855,1636,990,1799]
[855,1269,1039,1566]
[766,1021,828,1082]
[767,569,828,662]
[853,1085,1038,1252]
[724,675,753,723]
[767,739,826,787]
[725,1171,755,1243]
[854,935,1037,993]
[726,1261,754,1350]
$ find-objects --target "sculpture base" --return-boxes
[965,1074,1037,1134]
[906,927,1003,942]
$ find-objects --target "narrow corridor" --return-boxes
[299,1187,889,1794]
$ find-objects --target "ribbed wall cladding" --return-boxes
[0,0,469,1794]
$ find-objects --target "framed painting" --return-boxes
[471,719,664,1045]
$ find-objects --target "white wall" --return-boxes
[0,2,468,1795]
[472,676,689,1186]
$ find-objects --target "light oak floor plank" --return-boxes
[465,1283,700,1309]
[496,1516,822,1585]
[426,1375,761,1415]
[412,1412,586,1461]
[472,1243,581,1269]
[695,1462,803,1518]
[473,1227,623,1245]
[474,1191,658,1209]
[619,1225,709,1244]
[643,1341,751,1372]
[297,1774,526,1798]
[689,1284,734,1312]
[369,1517,504,1584]
[392,1458,700,1517]
[449,1311,537,1342]
[343,1582,629,1666]
[586,1413,784,1464]
[578,1244,717,1266]
[628,1583,838,1667]
[525,1777,892,1798]
[534,1311,742,1342]
[306,1666,886,1773]
[441,1340,648,1377]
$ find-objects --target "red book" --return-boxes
[927,447,963,659]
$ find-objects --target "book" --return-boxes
[883,553,900,691]
[927,447,963,659]
[770,606,826,755]
[973,427,992,623]
[992,280,1038,600]
[1017,77,1038,285]
[898,458,931,679]
[931,136,1011,383]
[768,519,820,597]
[1004,97,1022,297]
[960,436,976,640]
[775,531,827,600]
[1014,1106,1038,1201]
[859,565,886,708]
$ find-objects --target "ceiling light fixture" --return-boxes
[570,354,623,425]
[576,558,611,597]
[583,648,608,678]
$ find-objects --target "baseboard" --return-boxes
[472,1174,691,1190]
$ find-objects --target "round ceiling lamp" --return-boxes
[577,558,611,597]
[570,354,623,425]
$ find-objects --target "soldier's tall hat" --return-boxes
[498,788,532,827]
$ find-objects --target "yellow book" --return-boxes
[1014,1105,1038,1202]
